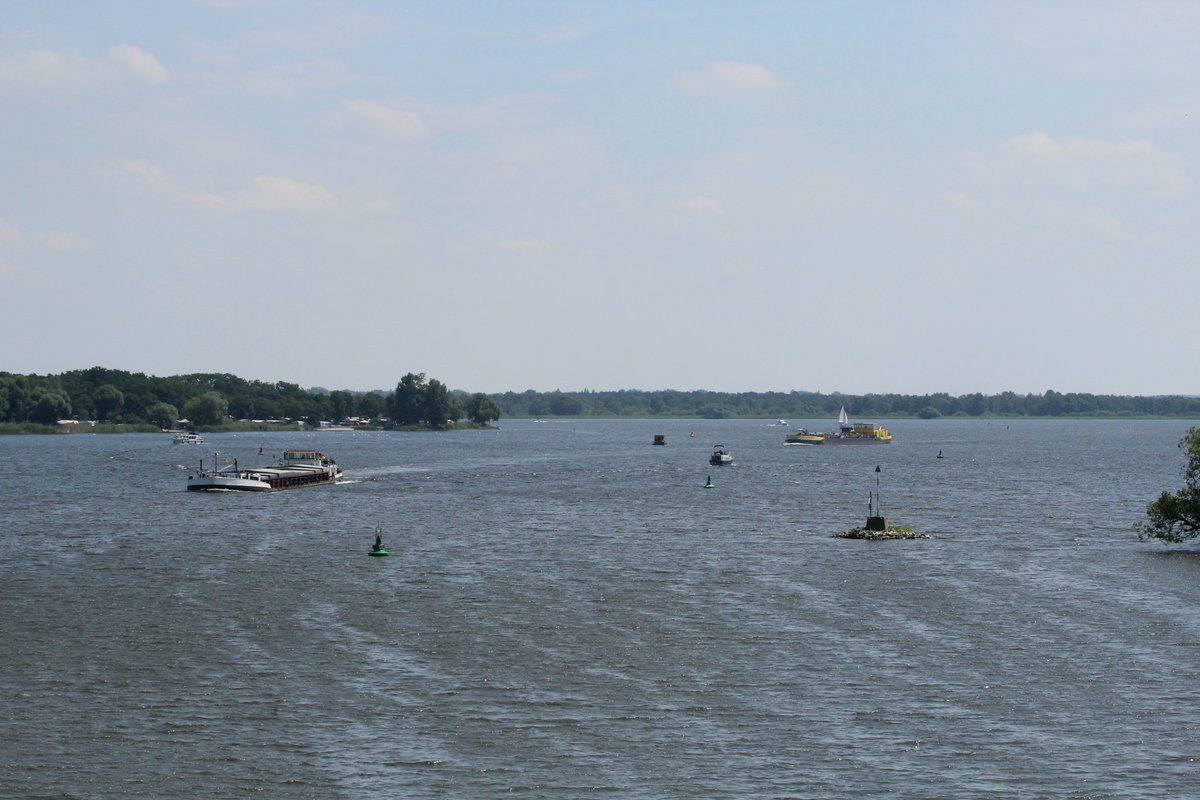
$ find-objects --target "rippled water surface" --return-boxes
[2,419,1199,798]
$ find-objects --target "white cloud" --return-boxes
[0,49,97,88]
[33,230,91,252]
[118,158,172,191]
[108,45,170,84]
[239,59,358,99]
[343,100,428,138]
[1006,131,1188,192]
[31,230,89,251]
[498,239,552,254]
[182,176,336,212]
[551,68,597,84]
[240,176,335,210]
[334,93,552,137]
[1105,102,1200,136]
[0,256,39,281]
[680,195,724,215]
[114,159,335,212]
[669,61,782,97]
[943,191,976,210]
[433,92,555,132]
[0,46,169,89]
[948,131,1191,215]
[530,22,597,46]
[605,184,641,212]
[0,217,25,246]
[0,218,88,252]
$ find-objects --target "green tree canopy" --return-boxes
[357,391,386,419]
[30,388,72,425]
[183,391,229,426]
[423,378,460,430]
[328,390,355,422]
[93,384,125,421]
[548,392,583,415]
[1137,427,1200,544]
[465,392,501,425]
[0,375,32,422]
[389,373,426,426]
[147,402,179,430]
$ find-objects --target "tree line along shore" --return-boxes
[2,368,1198,434]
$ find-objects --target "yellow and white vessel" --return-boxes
[784,407,892,445]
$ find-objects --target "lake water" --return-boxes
[2,418,1199,798]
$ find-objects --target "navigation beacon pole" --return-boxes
[866,465,886,531]
[876,465,882,516]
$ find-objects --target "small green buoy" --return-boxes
[937,450,944,459]
[369,526,389,557]
[704,475,714,489]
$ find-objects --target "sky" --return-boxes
[2,1,1198,396]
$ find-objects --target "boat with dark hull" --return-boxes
[187,449,342,492]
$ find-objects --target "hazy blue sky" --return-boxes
[2,1,1197,395]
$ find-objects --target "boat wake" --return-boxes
[353,465,436,478]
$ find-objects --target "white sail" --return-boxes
[838,406,848,426]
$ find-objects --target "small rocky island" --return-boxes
[836,525,930,540]
[835,515,930,540]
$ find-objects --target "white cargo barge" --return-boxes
[187,449,342,492]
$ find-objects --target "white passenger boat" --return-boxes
[173,432,203,445]
[187,449,342,492]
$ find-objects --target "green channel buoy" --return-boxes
[937,450,944,459]
[704,475,714,489]
[369,526,388,556]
